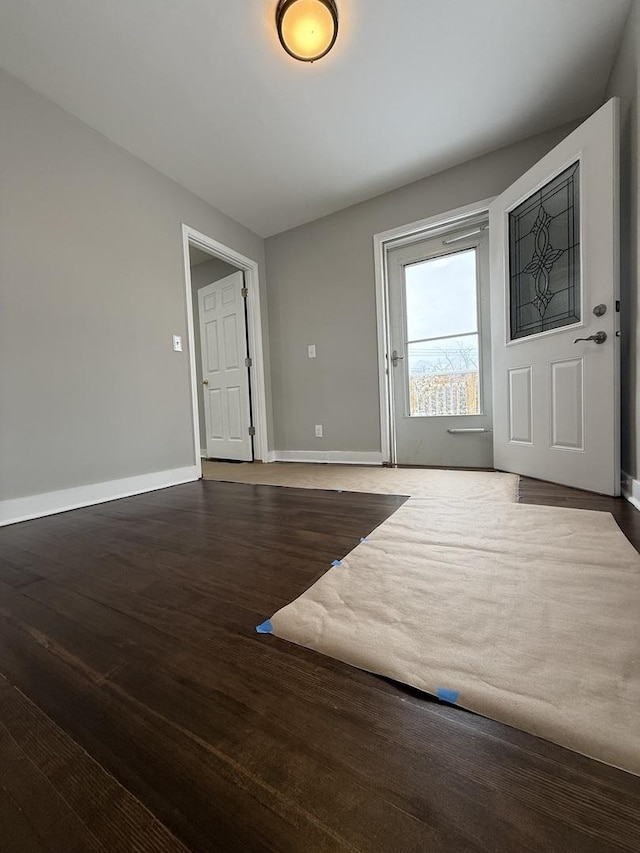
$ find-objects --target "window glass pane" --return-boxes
[408,335,480,416]
[405,249,478,342]
[509,161,580,339]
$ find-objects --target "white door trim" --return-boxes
[182,225,270,469]
[373,198,495,464]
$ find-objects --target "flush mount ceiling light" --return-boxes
[276,0,338,62]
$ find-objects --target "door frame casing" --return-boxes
[373,198,494,464]
[182,224,270,471]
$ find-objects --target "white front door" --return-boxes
[490,98,620,495]
[198,272,253,461]
[388,227,493,467]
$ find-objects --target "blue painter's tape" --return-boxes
[436,687,460,705]
[331,559,343,567]
[360,537,369,543]
[256,619,273,634]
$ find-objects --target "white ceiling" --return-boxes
[0,0,631,237]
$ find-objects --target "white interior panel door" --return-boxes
[490,98,620,494]
[198,272,253,461]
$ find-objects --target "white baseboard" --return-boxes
[621,470,640,511]
[201,451,277,463]
[0,465,201,527]
[272,450,385,466]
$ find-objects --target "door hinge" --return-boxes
[616,299,620,312]
[248,426,256,436]
[241,287,248,298]
[245,356,252,368]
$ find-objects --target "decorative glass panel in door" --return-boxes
[509,161,580,340]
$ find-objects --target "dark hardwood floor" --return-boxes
[0,476,638,852]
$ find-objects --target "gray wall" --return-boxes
[607,0,639,480]
[190,257,239,451]
[0,68,270,501]
[265,122,580,454]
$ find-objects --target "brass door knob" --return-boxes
[201,379,209,385]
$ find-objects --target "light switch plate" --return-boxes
[308,344,316,358]
[172,335,183,352]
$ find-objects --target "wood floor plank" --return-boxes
[0,478,638,852]
[0,615,378,853]
[0,787,51,853]
[0,675,188,853]
[19,559,640,849]
[0,557,43,589]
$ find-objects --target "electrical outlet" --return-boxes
[308,344,316,358]
[315,424,323,438]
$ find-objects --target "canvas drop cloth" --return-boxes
[268,497,640,775]
[203,461,519,502]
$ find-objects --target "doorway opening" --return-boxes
[387,226,491,468]
[375,101,619,491]
[182,225,269,468]
[374,202,492,468]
